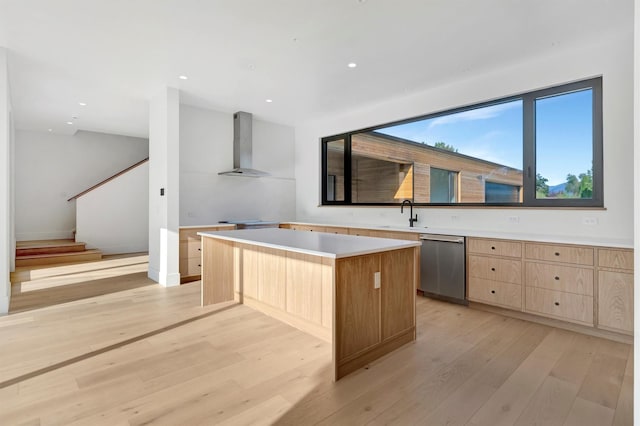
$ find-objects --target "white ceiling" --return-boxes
[0,0,632,138]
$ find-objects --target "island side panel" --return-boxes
[201,237,235,305]
[381,247,417,340]
[334,247,417,380]
[240,246,333,343]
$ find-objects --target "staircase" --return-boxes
[16,239,102,267]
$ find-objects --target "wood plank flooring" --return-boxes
[0,257,633,425]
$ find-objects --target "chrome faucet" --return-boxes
[400,199,418,227]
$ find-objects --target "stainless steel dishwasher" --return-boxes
[419,234,467,305]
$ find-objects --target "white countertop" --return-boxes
[199,228,420,259]
[284,221,633,249]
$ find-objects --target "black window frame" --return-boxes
[321,77,603,208]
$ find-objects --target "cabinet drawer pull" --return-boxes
[491,290,496,294]
[491,246,496,250]
[198,248,201,251]
[554,252,560,256]
[554,302,560,306]
[198,264,201,267]
[554,276,559,280]
[491,267,496,271]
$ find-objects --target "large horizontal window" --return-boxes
[321,77,602,207]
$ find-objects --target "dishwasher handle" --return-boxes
[419,234,465,244]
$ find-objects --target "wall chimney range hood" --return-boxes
[218,111,270,177]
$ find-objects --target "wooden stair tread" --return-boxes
[16,239,75,248]
[17,242,87,256]
[15,250,103,267]
[16,249,102,260]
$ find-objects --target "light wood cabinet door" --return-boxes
[525,287,593,325]
[381,248,415,340]
[598,249,633,271]
[598,271,633,334]
[468,277,522,310]
[525,262,593,296]
[468,255,522,285]
[335,254,381,361]
[467,238,522,258]
[525,243,594,266]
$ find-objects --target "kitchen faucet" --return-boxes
[400,199,418,227]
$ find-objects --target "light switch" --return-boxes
[374,271,381,289]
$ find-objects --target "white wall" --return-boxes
[75,161,149,255]
[14,129,148,241]
[148,87,180,286]
[633,0,639,413]
[0,47,12,314]
[179,105,295,225]
[295,29,634,244]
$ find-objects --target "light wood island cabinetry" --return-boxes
[200,228,420,380]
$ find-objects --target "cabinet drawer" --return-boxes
[468,278,522,310]
[598,271,633,334]
[292,224,326,232]
[349,229,374,237]
[180,240,202,259]
[525,243,593,266]
[598,249,634,271]
[525,262,593,296]
[468,255,522,284]
[525,287,593,325]
[179,257,202,276]
[324,226,350,235]
[468,238,522,258]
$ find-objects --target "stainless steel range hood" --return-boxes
[218,111,270,177]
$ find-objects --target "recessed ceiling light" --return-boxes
[48,128,53,132]
[78,102,87,106]
[348,62,357,68]
[179,75,188,80]
[265,99,273,103]
[66,121,73,125]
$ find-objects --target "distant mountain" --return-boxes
[548,182,567,195]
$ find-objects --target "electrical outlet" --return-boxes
[582,217,598,226]
[187,211,195,218]
[374,272,381,289]
[451,215,459,223]
[508,216,520,224]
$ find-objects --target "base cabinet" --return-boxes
[598,270,633,334]
[468,237,634,337]
[179,225,235,283]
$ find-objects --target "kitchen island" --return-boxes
[199,228,420,380]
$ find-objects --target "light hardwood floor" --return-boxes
[0,257,632,425]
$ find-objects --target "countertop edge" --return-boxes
[198,230,421,259]
[282,222,633,249]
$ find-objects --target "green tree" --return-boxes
[433,141,458,152]
[564,169,593,198]
[536,173,549,197]
[565,174,580,196]
[578,169,593,198]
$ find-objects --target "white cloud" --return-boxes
[428,101,521,129]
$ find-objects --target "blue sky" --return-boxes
[377,90,593,186]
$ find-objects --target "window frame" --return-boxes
[320,77,603,208]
